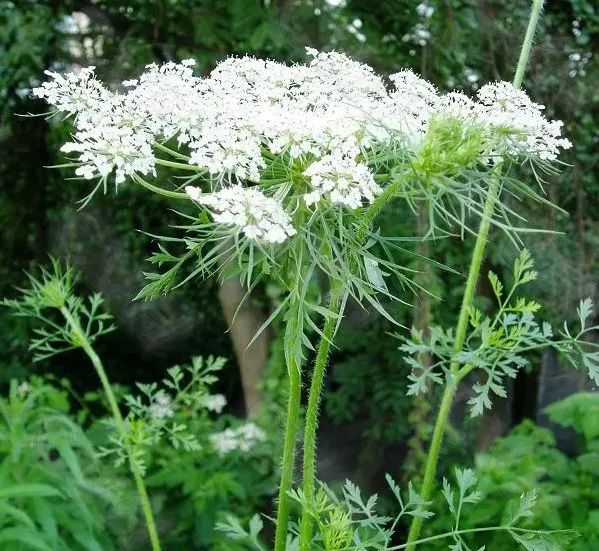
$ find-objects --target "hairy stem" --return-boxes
[299,287,343,550]
[406,174,500,549]
[274,330,303,551]
[274,208,310,550]
[406,2,544,547]
[513,0,544,89]
[60,307,162,551]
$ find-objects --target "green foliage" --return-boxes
[98,357,227,475]
[326,319,413,444]
[398,250,599,416]
[426,393,599,550]
[0,377,128,550]
[1,259,115,361]
[96,356,278,548]
[220,469,570,550]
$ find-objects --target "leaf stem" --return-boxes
[406,0,544,546]
[389,525,566,550]
[299,286,343,550]
[513,0,544,89]
[59,307,162,551]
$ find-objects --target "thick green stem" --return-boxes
[60,308,162,551]
[274,206,309,550]
[299,288,342,550]
[274,348,302,551]
[406,2,544,547]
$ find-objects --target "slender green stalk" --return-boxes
[513,0,544,89]
[405,178,499,549]
[155,158,205,172]
[274,336,303,551]
[299,287,343,550]
[389,526,564,550]
[59,307,162,551]
[154,141,192,161]
[405,2,544,548]
[133,175,188,200]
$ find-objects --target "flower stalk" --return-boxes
[405,1,544,548]
[274,204,310,551]
[299,285,343,550]
[59,307,162,551]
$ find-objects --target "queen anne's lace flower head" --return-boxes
[386,69,439,141]
[33,66,111,114]
[123,59,204,143]
[304,154,381,209]
[435,91,478,121]
[34,51,571,196]
[475,81,572,161]
[186,185,296,244]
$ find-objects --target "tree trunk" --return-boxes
[218,278,269,417]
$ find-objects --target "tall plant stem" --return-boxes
[60,308,162,551]
[274,205,310,550]
[405,3,544,548]
[274,326,303,551]
[405,178,500,549]
[299,286,343,550]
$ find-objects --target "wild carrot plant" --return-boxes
[25,0,599,547]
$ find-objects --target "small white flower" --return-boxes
[209,422,266,455]
[149,391,174,420]
[304,154,381,209]
[186,185,296,244]
[32,66,111,114]
[476,81,572,161]
[416,2,434,18]
[202,394,227,414]
[16,381,31,398]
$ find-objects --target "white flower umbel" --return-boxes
[61,113,155,183]
[386,69,439,145]
[209,422,266,455]
[32,66,112,115]
[435,91,478,121]
[304,154,381,209]
[188,121,265,182]
[186,185,296,244]
[34,51,572,189]
[476,81,572,161]
[123,59,204,143]
[201,393,227,414]
[149,391,174,420]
